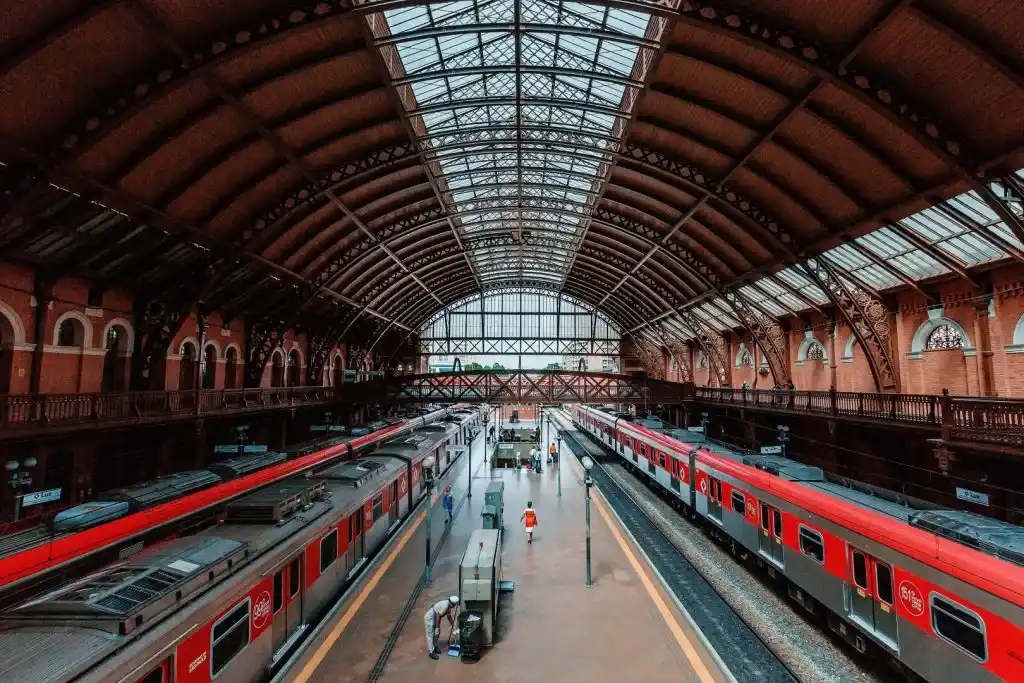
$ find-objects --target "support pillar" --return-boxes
[828,320,838,391]
[193,419,206,470]
[29,279,53,394]
[972,299,996,396]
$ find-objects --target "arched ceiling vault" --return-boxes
[0,0,1022,359]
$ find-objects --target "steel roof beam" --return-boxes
[406,96,630,118]
[374,23,661,49]
[395,64,645,89]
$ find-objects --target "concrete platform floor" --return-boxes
[285,419,727,683]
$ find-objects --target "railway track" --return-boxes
[558,425,797,683]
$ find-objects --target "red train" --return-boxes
[0,406,487,683]
[571,404,1024,683]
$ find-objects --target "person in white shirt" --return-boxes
[528,446,537,470]
[424,595,459,659]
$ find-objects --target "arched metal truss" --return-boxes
[0,0,1021,391]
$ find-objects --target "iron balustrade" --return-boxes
[692,387,1024,448]
[0,386,342,436]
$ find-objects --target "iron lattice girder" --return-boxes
[419,339,621,356]
[373,22,661,49]
[675,307,729,387]
[720,290,790,386]
[372,370,685,405]
[394,64,645,89]
[799,257,898,392]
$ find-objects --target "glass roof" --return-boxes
[369,0,665,287]
[641,171,1024,335]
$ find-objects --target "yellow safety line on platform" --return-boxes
[590,493,717,683]
[291,508,426,683]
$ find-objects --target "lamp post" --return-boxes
[777,425,790,459]
[423,455,436,586]
[557,433,563,497]
[6,457,38,522]
[582,455,594,587]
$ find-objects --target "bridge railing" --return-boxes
[0,386,342,435]
[693,387,1024,447]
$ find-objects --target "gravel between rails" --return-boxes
[604,463,886,683]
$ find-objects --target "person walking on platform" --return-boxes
[442,486,454,525]
[424,595,459,660]
[528,446,537,471]
[520,501,538,544]
[548,441,557,464]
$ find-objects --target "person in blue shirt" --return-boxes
[443,486,454,525]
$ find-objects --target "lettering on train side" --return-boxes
[252,591,272,630]
[898,580,924,617]
[188,651,207,674]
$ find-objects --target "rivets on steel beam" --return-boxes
[289,11,307,23]
[211,42,227,55]
[236,31,251,44]
[134,84,150,99]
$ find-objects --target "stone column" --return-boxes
[972,299,996,396]
[828,320,838,391]
[29,279,53,394]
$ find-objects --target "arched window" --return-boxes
[806,343,826,361]
[271,351,284,388]
[926,324,965,350]
[57,319,82,347]
[287,349,301,387]
[738,349,753,367]
[179,341,197,391]
[202,344,217,389]
[224,347,238,389]
[102,325,129,392]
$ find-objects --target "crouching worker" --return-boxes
[424,595,459,660]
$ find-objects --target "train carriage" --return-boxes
[0,409,481,683]
[571,404,1024,683]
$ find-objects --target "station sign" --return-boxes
[497,443,514,450]
[759,445,783,455]
[687,426,705,433]
[21,488,62,507]
[214,444,268,454]
[956,487,990,506]
[311,425,347,432]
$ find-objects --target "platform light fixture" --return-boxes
[423,455,436,586]
[582,455,594,588]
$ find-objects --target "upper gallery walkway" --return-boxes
[3,370,1023,450]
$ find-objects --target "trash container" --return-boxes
[458,610,484,661]
[481,504,498,530]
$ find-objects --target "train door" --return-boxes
[389,480,399,526]
[271,554,305,653]
[758,503,784,567]
[352,509,365,560]
[707,476,723,523]
[847,548,899,650]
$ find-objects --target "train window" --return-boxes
[353,511,363,537]
[211,599,250,677]
[372,494,384,522]
[273,570,283,613]
[136,665,164,683]
[798,526,824,564]
[931,594,987,662]
[852,551,868,589]
[731,491,745,514]
[875,563,893,605]
[288,557,300,598]
[320,530,338,572]
[771,509,782,538]
[760,503,769,531]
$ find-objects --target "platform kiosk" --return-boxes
[481,480,505,531]
[459,529,502,648]
[491,424,538,468]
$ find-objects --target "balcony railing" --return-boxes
[693,387,1024,448]
[0,386,341,436]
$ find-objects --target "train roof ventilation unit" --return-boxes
[743,456,825,482]
[0,537,247,635]
[225,479,327,524]
[910,510,1024,567]
[404,435,427,445]
[317,460,387,488]
[208,451,287,480]
[103,470,223,508]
